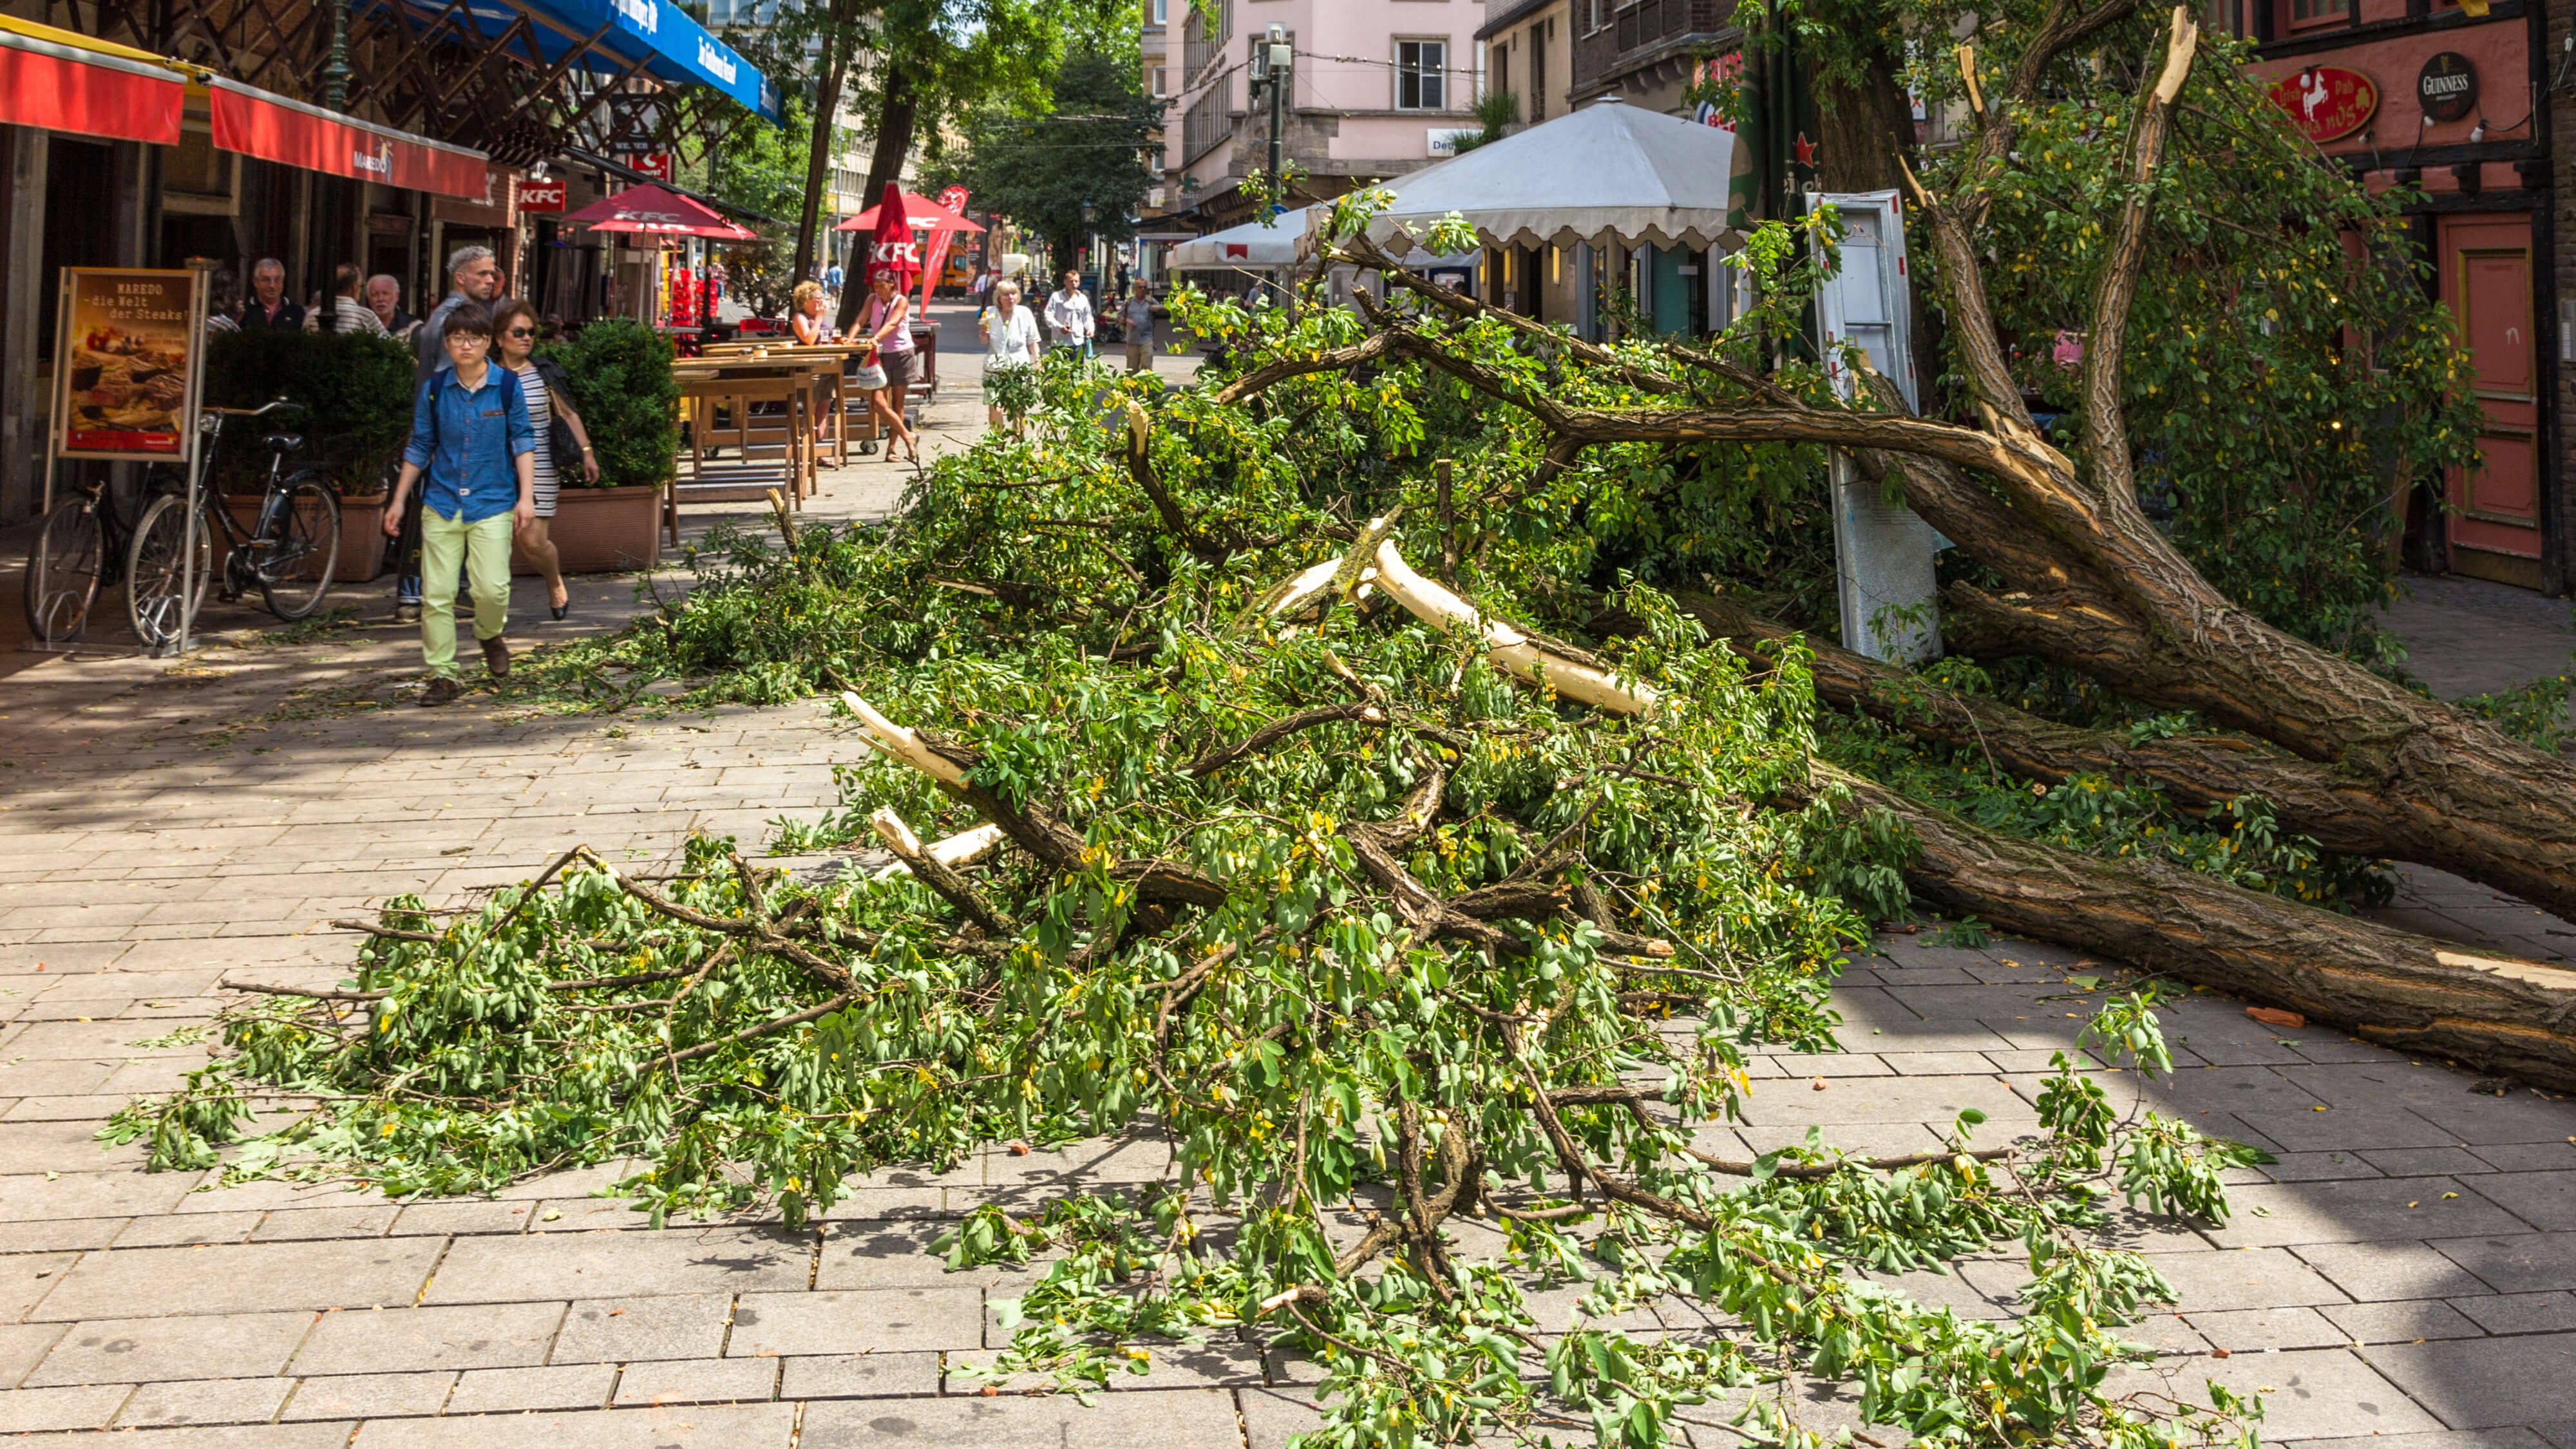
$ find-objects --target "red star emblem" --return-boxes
[1794,133,1818,167]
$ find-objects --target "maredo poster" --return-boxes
[50,268,207,462]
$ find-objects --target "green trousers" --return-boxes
[420,507,514,679]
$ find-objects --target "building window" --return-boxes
[1396,39,1447,110]
[1528,24,1545,120]
[1148,0,1166,21]
[1151,64,1168,97]
[2289,0,2346,25]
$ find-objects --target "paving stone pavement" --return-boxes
[4,449,2576,1442]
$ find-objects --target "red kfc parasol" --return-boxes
[831,187,987,234]
[860,182,923,289]
[561,183,757,241]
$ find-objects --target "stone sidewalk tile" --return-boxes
[0,1381,137,1431]
[247,1205,401,1242]
[811,1222,980,1291]
[800,1385,1244,1448]
[551,1294,735,1365]
[2463,1170,2576,1231]
[727,1288,985,1356]
[278,1368,456,1420]
[0,1321,66,1385]
[610,1355,777,1406]
[951,1339,1269,1392]
[2115,1348,2441,1439]
[2451,1291,2576,1335]
[1883,1050,1998,1075]
[2363,1147,2498,1177]
[29,1238,446,1320]
[2201,1178,2533,1247]
[1733,1072,2038,1130]
[2183,1305,2351,1351]
[5,1252,83,1320]
[422,1225,811,1304]
[115,1376,296,1428]
[25,1310,314,1385]
[2367,1333,2576,1428]
[2319,1299,2485,1343]
[112,1213,265,1248]
[2296,1241,2499,1302]
[388,1200,535,1237]
[443,1361,618,1414]
[779,1352,943,1399]
[287,1300,566,1375]
[2434,1234,2576,1292]
[354,1401,795,1448]
[0,1218,122,1255]
[2468,1141,2576,1173]
[1238,1385,1321,1449]
[2298,1432,2555,1449]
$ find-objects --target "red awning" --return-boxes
[206,80,487,199]
[0,23,184,146]
[562,184,758,240]
[832,188,985,234]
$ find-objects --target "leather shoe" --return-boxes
[481,635,511,679]
[421,676,461,707]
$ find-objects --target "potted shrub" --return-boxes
[202,328,413,581]
[522,317,677,574]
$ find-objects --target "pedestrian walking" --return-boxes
[979,278,1041,435]
[493,300,596,623]
[240,259,304,329]
[1044,270,1094,357]
[368,275,420,343]
[861,269,919,466]
[312,263,384,336]
[397,247,509,622]
[824,261,845,304]
[381,303,535,707]
[1120,279,1155,372]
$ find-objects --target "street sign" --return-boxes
[1814,189,1941,665]
[2269,66,2378,145]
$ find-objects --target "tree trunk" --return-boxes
[1824,764,2576,1092]
[790,4,853,288]
[835,62,917,337]
[1679,592,2576,909]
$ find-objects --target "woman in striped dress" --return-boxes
[493,301,597,620]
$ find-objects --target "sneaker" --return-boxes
[421,676,461,707]
[395,601,421,624]
[482,634,511,679]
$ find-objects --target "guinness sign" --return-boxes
[2418,52,2476,123]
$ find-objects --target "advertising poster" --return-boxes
[51,267,206,462]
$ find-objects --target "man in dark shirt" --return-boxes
[239,258,304,329]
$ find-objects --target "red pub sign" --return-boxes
[515,178,566,212]
[2269,66,2378,145]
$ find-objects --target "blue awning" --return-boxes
[370,0,777,122]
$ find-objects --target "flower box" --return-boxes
[220,492,389,583]
[514,484,662,575]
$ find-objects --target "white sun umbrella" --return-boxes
[1170,217,1306,268]
[1352,99,1741,254]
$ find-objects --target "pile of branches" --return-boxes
[129,524,2264,1448]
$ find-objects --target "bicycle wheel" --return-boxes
[127,493,213,649]
[22,498,105,643]
[258,477,341,621]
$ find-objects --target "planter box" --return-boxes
[221,492,389,583]
[514,484,663,575]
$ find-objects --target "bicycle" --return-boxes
[124,401,345,647]
[25,399,342,647]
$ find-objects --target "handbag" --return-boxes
[850,355,888,390]
[534,358,583,471]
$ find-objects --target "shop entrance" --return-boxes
[2439,214,2543,589]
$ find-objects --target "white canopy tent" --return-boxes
[1170,218,1305,269]
[1350,99,1742,255]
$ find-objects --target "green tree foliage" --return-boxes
[537,319,680,489]
[203,328,417,494]
[124,232,2275,1446]
[1700,3,2481,656]
[949,44,1160,276]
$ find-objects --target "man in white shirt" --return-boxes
[1043,271,1094,356]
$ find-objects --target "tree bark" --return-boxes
[790,0,856,288]
[835,61,917,336]
[1823,764,2576,1092]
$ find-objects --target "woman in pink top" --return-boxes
[862,272,920,466]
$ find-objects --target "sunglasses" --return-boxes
[506,327,535,337]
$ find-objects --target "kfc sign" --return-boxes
[632,153,673,180]
[871,238,922,268]
[516,178,567,212]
